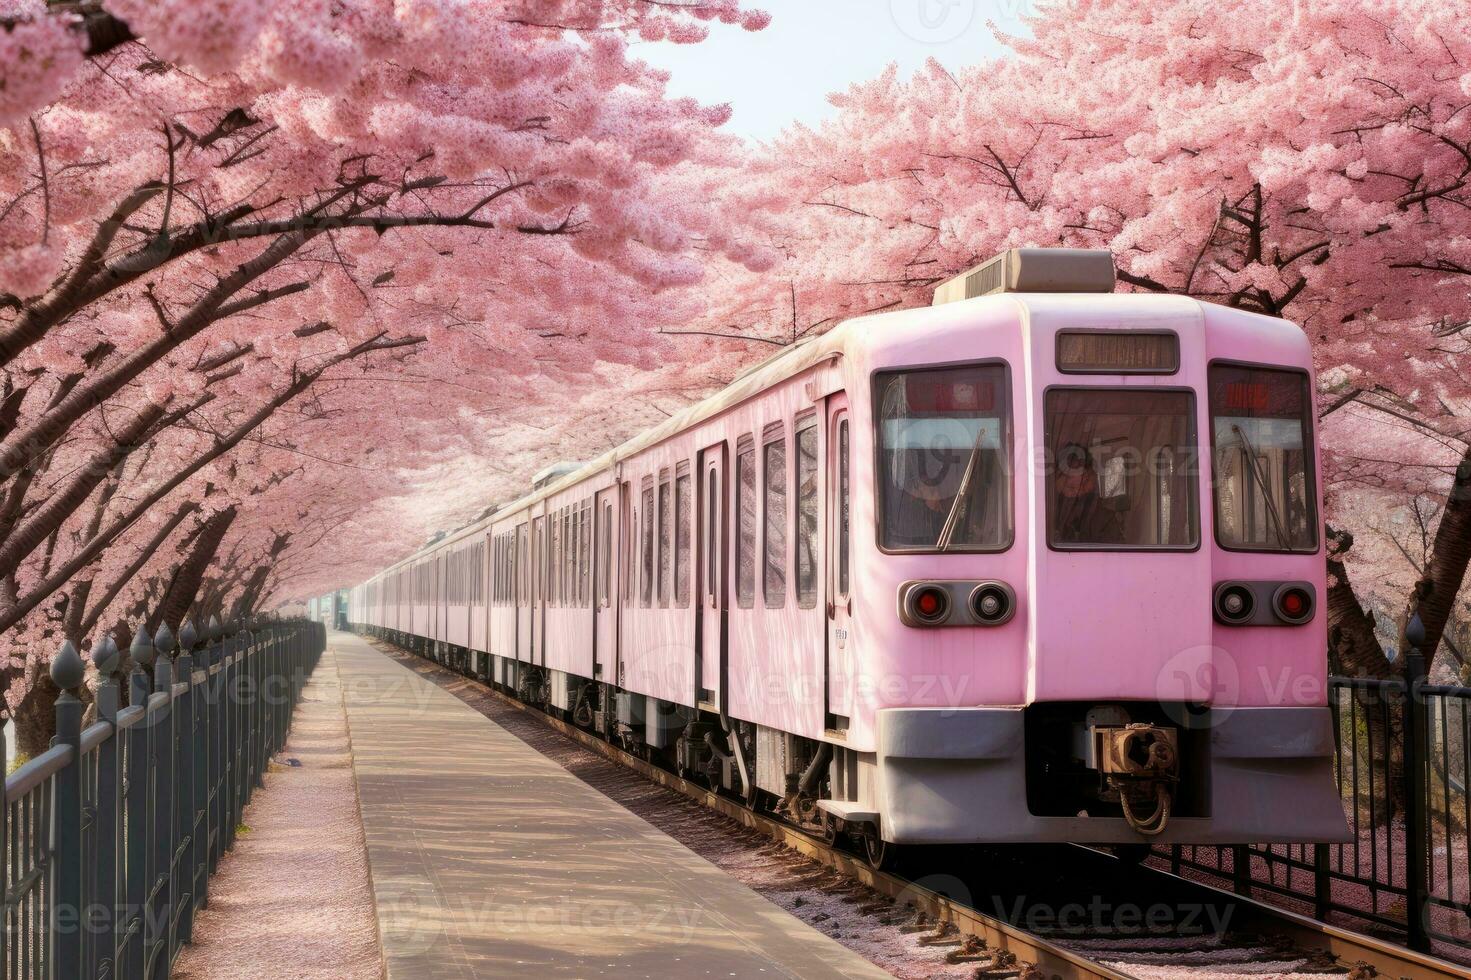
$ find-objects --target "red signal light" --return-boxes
[904,584,951,625]
[1273,585,1314,625]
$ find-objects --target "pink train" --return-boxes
[348,248,1349,863]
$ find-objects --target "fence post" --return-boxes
[177,618,200,945]
[194,619,215,908]
[92,636,124,980]
[227,625,247,851]
[208,617,225,876]
[124,626,155,980]
[153,620,177,974]
[1403,614,1431,953]
[51,640,87,980]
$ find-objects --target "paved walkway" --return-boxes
[174,645,382,980]
[334,631,890,979]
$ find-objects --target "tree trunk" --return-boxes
[1325,524,1404,820]
[13,670,58,762]
[1326,525,1394,678]
[153,507,238,634]
[1399,446,1471,671]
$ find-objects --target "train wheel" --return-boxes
[864,833,898,871]
[820,812,850,850]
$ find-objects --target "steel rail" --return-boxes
[1111,852,1470,979]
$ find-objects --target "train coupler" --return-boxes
[1089,720,1179,837]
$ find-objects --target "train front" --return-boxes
[840,249,1350,846]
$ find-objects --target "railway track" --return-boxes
[371,638,1466,980]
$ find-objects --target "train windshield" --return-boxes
[1208,365,1317,552]
[1045,388,1198,549]
[875,364,1012,552]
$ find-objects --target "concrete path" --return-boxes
[333,631,890,979]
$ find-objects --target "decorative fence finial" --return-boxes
[155,621,177,658]
[179,619,198,653]
[208,615,222,643]
[1406,612,1426,654]
[131,624,156,669]
[91,634,121,677]
[51,640,85,692]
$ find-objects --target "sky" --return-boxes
[633,1,1028,143]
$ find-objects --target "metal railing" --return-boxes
[1,617,325,980]
[1159,644,1471,957]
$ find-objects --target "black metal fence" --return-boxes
[1,617,325,980]
[1158,648,1471,958]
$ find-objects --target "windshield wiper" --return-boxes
[936,424,989,551]
[1232,423,1293,550]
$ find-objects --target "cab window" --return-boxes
[1045,388,1198,549]
[1208,365,1317,552]
[875,364,1012,552]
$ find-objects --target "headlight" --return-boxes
[1213,582,1256,625]
[969,582,1015,626]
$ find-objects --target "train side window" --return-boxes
[581,501,592,607]
[736,438,756,609]
[675,466,692,608]
[838,418,850,597]
[565,509,575,606]
[641,480,655,607]
[795,419,819,609]
[705,467,719,606]
[556,510,565,607]
[550,525,556,605]
[523,517,535,603]
[570,503,582,603]
[658,473,673,608]
[599,500,613,606]
[764,431,788,608]
[624,487,636,604]
[548,514,558,607]
[567,508,577,606]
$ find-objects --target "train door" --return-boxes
[697,442,727,711]
[532,515,546,667]
[594,487,618,681]
[516,522,531,663]
[825,396,853,729]
[435,554,444,647]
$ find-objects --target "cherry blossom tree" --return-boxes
[0,0,769,753]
